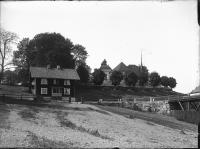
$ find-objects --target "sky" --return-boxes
[1,1,199,94]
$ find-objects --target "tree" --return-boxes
[111,71,123,90]
[92,69,105,86]
[124,71,138,91]
[3,70,19,85]
[168,77,177,90]
[77,64,89,85]
[13,38,36,83]
[161,76,170,90]
[138,72,148,91]
[0,28,19,83]
[13,32,76,83]
[71,44,88,69]
[149,72,161,92]
[33,33,75,68]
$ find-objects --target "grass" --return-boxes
[87,107,110,115]
[0,103,10,129]
[0,84,30,95]
[27,131,74,148]
[95,105,197,132]
[54,110,112,140]
[19,106,40,119]
[19,109,37,119]
[76,87,183,102]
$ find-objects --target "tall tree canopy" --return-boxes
[161,76,170,89]
[124,71,138,90]
[77,64,89,85]
[13,32,77,83]
[71,44,88,69]
[168,77,177,90]
[149,72,161,91]
[138,72,148,91]
[3,70,19,85]
[111,71,124,90]
[92,69,105,86]
[0,28,19,83]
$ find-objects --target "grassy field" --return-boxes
[75,87,183,102]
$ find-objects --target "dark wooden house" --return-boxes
[29,65,80,101]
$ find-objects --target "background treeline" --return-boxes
[1,28,176,91]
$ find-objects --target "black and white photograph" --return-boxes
[0,1,199,148]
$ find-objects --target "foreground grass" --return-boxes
[95,105,197,132]
[54,110,113,140]
[0,103,10,129]
[27,131,74,148]
[19,106,40,119]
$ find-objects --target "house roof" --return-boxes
[191,85,200,93]
[113,62,129,72]
[30,67,80,80]
[100,65,112,70]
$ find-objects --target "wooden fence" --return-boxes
[0,94,35,101]
[170,110,200,125]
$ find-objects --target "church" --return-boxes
[99,52,145,81]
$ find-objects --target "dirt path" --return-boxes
[0,103,198,148]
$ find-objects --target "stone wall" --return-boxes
[120,100,171,115]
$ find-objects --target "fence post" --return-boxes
[69,96,71,103]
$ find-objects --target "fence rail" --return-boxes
[0,93,35,101]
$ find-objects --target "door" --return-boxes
[52,88,62,96]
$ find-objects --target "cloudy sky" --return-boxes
[1,1,199,94]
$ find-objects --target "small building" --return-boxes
[29,65,80,101]
[99,59,112,81]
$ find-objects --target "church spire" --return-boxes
[141,49,143,67]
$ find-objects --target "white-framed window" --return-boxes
[53,79,59,85]
[41,79,47,84]
[41,88,48,94]
[64,88,70,95]
[64,80,70,85]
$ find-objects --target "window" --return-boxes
[64,88,70,95]
[53,79,59,85]
[64,80,70,85]
[41,88,47,94]
[41,79,47,84]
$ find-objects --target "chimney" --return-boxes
[57,65,60,69]
[47,64,51,69]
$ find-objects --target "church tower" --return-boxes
[139,50,143,73]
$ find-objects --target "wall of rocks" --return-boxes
[119,100,171,115]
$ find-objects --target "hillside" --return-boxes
[75,86,184,102]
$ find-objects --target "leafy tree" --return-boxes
[71,44,88,69]
[161,76,170,90]
[149,72,161,91]
[138,72,148,91]
[111,71,123,90]
[92,69,105,86]
[124,71,138,91]
[33,33,75,68]
[13,33,76,83]
[77,64,89,85]
[0,28,19,83]
[13,38,36,83]
[168,77,177,90]
[139,65,149,74]
[3,70,19,85]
